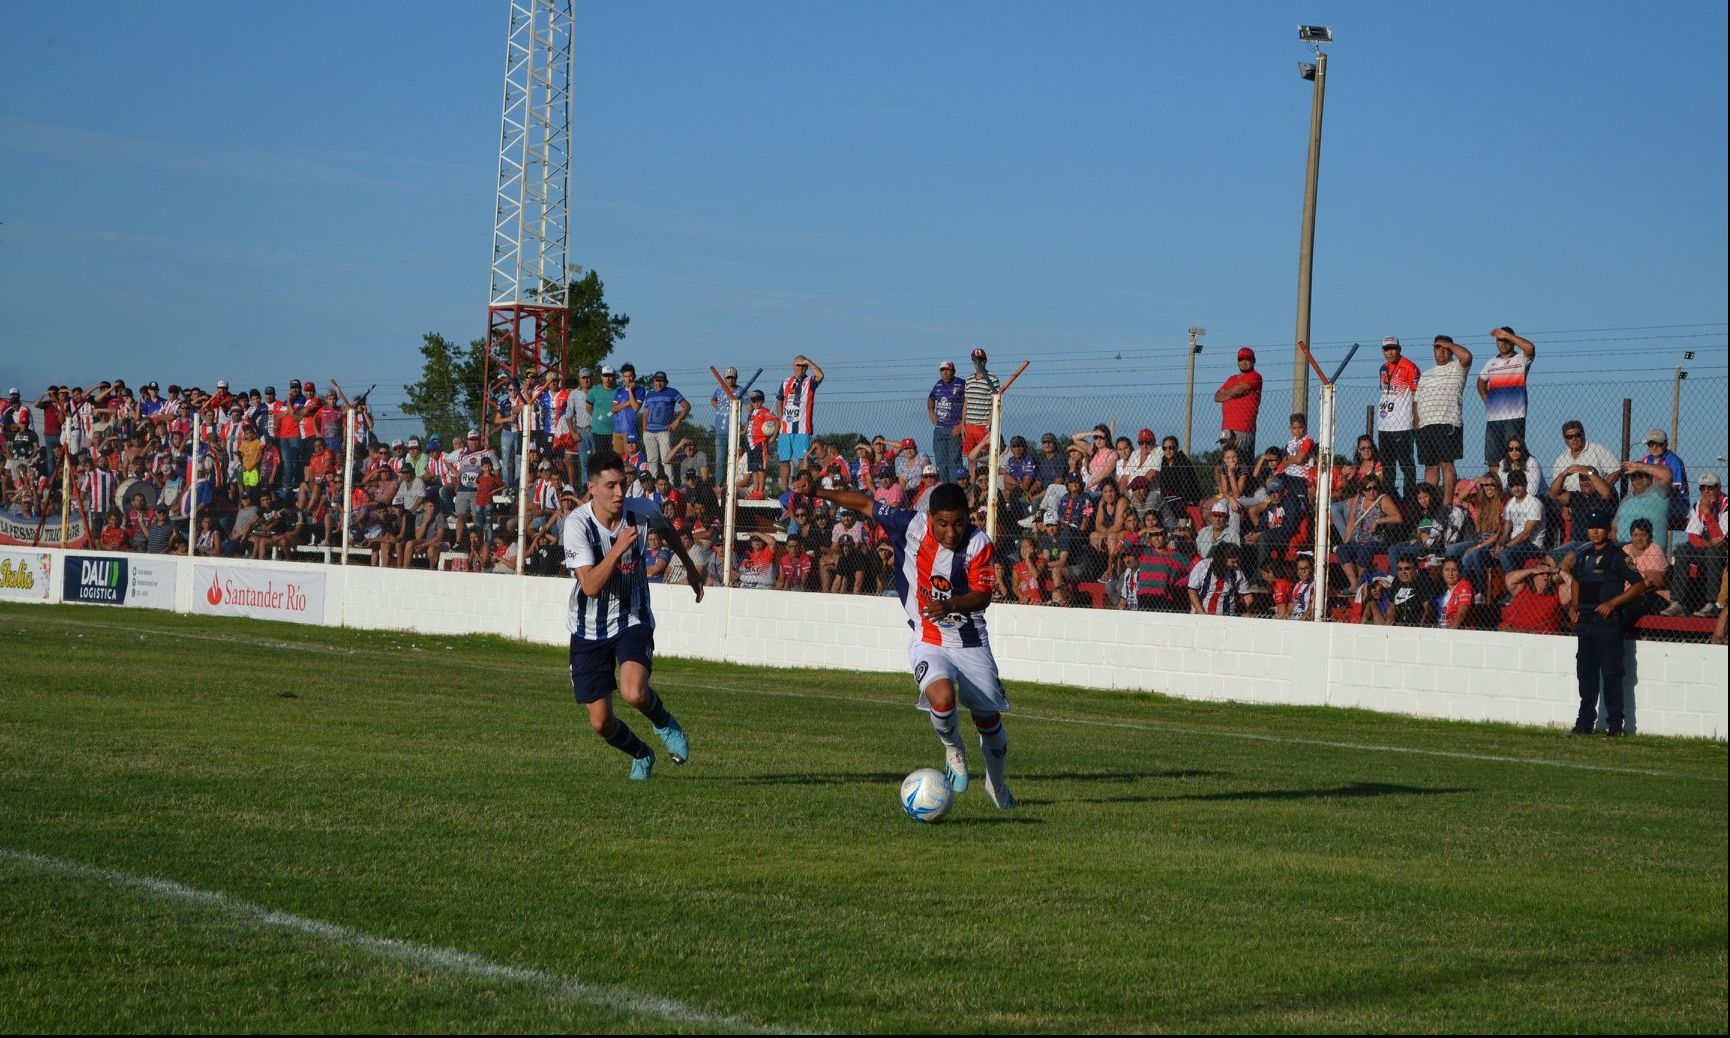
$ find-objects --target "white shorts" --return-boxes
[909,641,1011,716]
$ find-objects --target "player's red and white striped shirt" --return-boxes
[871,503,996,648]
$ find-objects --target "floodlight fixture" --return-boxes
[1298,25,1334,44]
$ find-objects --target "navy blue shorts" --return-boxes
[568,625,654,703]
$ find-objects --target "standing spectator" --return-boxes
[927,360,965,479]
[640,371,690,480]
[1638,427,1690,526]
[743,389,777,500]
[1213,347,1262,454]
[1376,336,1421,499]
[1551,420,1619,498]
[1662,472,1726,617]
[960,348,999,464]
[1187,542,1254,616]
[1280,414,1317,486]
[708,367,743,484]
[1477,326,1537,466]
[589,366,618,463]
[1416,335,1472,501]
[610,363,645,459]
[567,368,596,485]
[1562,514,1650,737]
[776,354,824,491]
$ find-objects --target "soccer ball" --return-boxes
[899,767,954,823]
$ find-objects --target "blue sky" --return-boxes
[2,1,1725,459]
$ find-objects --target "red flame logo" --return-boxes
[206,574,223,606]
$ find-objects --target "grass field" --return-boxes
[1,602,1725,1033]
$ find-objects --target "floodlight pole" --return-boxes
[1292,48,1328,420]
[1184,327,1205,452]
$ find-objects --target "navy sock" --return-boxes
[638,687,672,729]
[601,717,652,759]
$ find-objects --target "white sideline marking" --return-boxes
[18,613,1722,782]
[0,848,794,1034]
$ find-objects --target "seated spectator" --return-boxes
[1187,542,1254,616]
[776,535,816,591]
[1195,499,1242,559]
[1662,472,1726,618]
[1548,460,1618,562]
[1494,470,1547,573]
[832,534,871,594]
[143,504,182,555]
[1330,436,1384,540]
[98,508,129,551]
[194,515,221,557]
[1389,482,1472,571]
[1493,437,1545,498]
[1365,556,1437,627]
[402,496,447,570]
[1338,474,1401,594]
[1244,474,1304,568]
[1639,427,1690,526]
[738,533,776,588]
[1434,556,1474,629]
[1012,536,1047,605]
[1500,558,1570,634]
[1088,478,1131,563]
[1127,518,1189,612]
[643,529,671,583]
[1270,554,1316,620]
[868,541,898,595]
[1118,429,1161,487]
[1618,516,1671,614]
[1612,460,1672,543]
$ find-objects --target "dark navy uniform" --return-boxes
[1570,539,1645,734]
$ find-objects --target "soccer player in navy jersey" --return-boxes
[563,450,706,780]
[814,479,1017,808]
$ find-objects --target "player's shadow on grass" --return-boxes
[1029,769,1224,782]
[730,772,909,786]
[1078,782,1475,805]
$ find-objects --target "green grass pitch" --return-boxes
[1,601,1724,1033]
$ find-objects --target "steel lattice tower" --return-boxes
[483,0,574,394]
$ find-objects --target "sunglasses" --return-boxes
[1563,431,1584,440]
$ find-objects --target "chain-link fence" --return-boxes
[13,361,1719,644]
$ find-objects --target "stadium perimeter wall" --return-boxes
[9,547,1725,740]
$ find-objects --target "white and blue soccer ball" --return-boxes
[900,767,954,823]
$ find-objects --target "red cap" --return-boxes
[970,348,987,361]
[1137,428,1155,443]
[1237,347,1255,361]
[900,437,916,449]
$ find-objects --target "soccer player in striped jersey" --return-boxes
[562,450,707,780]
[814,478,1017,808]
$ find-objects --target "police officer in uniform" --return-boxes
[1561,509,1651,736]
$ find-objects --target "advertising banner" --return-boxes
[62,554,179,610]
[0,551,54,601]
[192,565,325,625]
[0,508,89,548]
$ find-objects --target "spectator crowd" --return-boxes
[1,329,1724,644]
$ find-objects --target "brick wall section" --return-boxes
[23,548,1727,739]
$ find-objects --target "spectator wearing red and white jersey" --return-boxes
[1435,556,1474,629]
[1416,335,1472,502]
[743,388,777,500]
[1187,542,1254,616]
[1281,414,1317,486]
[1376,336,1421,499]
[775,354,824,490]
[1663,472,1726,617]
[1477,326,1537,467]
[1214,347,1262,454]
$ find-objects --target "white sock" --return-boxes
[928,708,964,755]
[977,718,1008,788]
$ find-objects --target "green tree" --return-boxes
[401,332,487,446]
[548,269,630,374]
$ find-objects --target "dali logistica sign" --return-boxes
[65,555,128,604]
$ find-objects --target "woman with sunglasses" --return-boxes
[1331,436,1385,540]
[1449,476,1507,593]
[1070,423,1117,492]
[1156,436,1203,510]
[1495,437,1546,497]
[1339,472,1403,595]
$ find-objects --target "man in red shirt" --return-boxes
[1214,347,1263,454]
[1500,557,1571,634]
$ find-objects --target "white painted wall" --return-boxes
[21,547,1727,739]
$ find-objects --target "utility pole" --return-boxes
[1672,351,1693,451]
[1292,26,1333,419]
[1184,327,1206,452]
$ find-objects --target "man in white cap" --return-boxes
[710,367,743,487]
[928,360,965,479]
[1376,336,1422,498]
[1477,326,1537,466]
